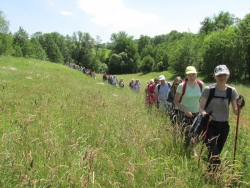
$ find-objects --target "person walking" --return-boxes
[167,76,183,104]
[112,75,118,86]
[146,78,159,104]
[199,65,244,173]
[174,66,205,124]
[134,79,141,93]
[166,76,183,122]
[119,78,125,88]
[154,75,171,112]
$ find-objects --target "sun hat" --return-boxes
[150,79,154,83]
[185,66,197,74]
[158,75,165,81]
[214,65,230,76]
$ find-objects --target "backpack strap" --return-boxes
[205,87,232,109]
[179,80,203,103]
[196,80,203,93]
[179,81,187,103]
[205,88,215,109]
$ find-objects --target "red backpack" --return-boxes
[179,80,203,103]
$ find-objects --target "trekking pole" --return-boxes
[198,111,212,166]
[232,105,241,174]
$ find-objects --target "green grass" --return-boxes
[0,56,249,187]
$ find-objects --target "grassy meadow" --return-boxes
[0,56,249,187]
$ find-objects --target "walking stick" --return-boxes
[198,111,212,166]
[232,105,241,174]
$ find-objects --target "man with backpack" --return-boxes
[154,75,171,112]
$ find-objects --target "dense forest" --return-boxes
[1,10,250,81]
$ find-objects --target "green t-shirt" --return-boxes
[176,81,205,113]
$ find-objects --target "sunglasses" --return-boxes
[175,83,179,86]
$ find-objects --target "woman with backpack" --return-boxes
[199,65,245,173]
[174,66,205,125]
[167,76,183,104]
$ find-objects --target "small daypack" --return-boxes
[179,80,203,103]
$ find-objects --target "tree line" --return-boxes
[1,10,250,81]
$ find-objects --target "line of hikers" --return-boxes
[145,65,245,175]
[102,72,142,93]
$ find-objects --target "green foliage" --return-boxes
[71,31,94,67]
[108,53,124,74]
[0,11,9,34]
[30,38,47,61]
[138,35,151,57]
[12,27,36,58]
[0,33,13,55]
[168,33,197,76]
[201,27,239,80]
[140,55,155,73]
[238,13,250,81]
[44,36,64,64]
[111,31,139,73]
[199,11,235,34]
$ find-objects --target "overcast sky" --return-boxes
[1,0,250,43]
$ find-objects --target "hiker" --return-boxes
[112,75,118,86]
[146,78,159,105]
[199,65,245,173]
[129,79,135,90]
[103,72,107,82]
[134,79,141,93]
[154,75,171,112]
[167,76,183,104]
[145,79,154,99]
[166,76,183,122]
[119,78,125,88]
[174,66,205,125]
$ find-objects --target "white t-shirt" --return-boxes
[154,83,171,103]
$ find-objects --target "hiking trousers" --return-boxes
[204,120,229,164]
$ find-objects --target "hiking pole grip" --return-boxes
[233,105,241,174]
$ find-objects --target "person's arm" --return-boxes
[154,86,158,102]
[174,92,192,117]
[199,96,208,117]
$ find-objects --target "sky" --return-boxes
[1,0,250,43]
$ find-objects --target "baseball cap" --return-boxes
[150,79,154,83]
[185,66,197,74]
[214,65,230,76]
[158,75,165,81]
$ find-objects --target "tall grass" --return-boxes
[0,56,249,187]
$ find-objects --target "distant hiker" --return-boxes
[109,76,113,84]
[134,79,141,93]
[154,75,171,112]
[103,72,107,82]
[119,78,125,88]
[129,79,135,90]
[146,78,158,104]
[145,79,154,99]
[92,71,96,79]
[112,75,118,86]
[199,65,245,173]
